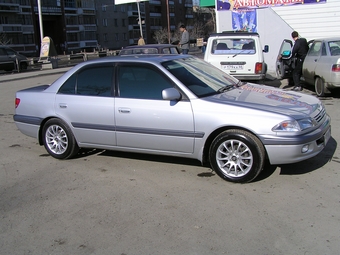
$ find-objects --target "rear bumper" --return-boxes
[231,73,266,81]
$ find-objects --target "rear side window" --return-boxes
[211,38,256,55]
[58,65,113,97]
[328,41,340,56]
[0,48,8,56]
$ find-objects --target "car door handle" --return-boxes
[118,108,131,113]
[59,103,67,109]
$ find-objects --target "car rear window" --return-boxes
[211,38,256,55]
[120,48,158,55]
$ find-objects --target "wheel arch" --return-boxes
[38,117,75,146]
[202,125,267,165]
[38,117,55,145]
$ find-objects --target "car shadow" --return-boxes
[255,136,337,182]
[71,136,336,182]
[262,77,283,88]
[75,148,202,167]
[305,87,340,99]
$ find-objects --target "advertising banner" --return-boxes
[217,0,326,11]
[232,9,257,32]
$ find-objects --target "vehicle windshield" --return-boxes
[162,57,240,97]
[211,38,256,55]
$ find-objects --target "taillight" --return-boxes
[255,62,263,74]
[15,98,20,108]
[332,64,340,72]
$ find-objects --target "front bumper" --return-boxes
[265,125,331,165]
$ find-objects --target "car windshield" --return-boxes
[162,57,239,97]
[211,38,256,55]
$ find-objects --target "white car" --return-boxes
[204,31,269,81]
[277,37,340,97]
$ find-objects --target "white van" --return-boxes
[204,31,269,81]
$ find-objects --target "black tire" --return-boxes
[42,118,79,159]
[209,129,265,183]
[315,77,325,97]
[19,62,28,71]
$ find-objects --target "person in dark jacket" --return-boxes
[290,31,309,91]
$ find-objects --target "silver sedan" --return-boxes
[14,55,331,183]
[303,38,340,96]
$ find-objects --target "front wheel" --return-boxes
[42,118,79,159]
[209,129,265,183]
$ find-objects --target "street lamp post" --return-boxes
[137,0,143,38]
[166,0,170,43]
[37,0,44,43]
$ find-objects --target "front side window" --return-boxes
[118,65,172,100]
[58,65,113,97]
[211,38,256,55]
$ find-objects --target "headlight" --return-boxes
[272,118,315,132]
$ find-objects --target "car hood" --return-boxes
[205,83,320,117]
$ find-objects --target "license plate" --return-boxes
[323,127,331,146]
[222,65,243,70]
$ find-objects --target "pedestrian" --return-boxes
[290,31,309,91]
[138,36,145,45]
[179,25,190,54]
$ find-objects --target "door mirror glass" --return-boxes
[282,50,291,57]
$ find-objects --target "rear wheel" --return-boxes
[209,129,265,183]
[315,77,326,97]
[42,118,79,159]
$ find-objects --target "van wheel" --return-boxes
[209,129,265,183]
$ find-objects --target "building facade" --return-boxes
[0,0,194,56]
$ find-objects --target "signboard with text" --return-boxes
[217,0,326,11]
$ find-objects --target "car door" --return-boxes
[303,40,323,85]
[276,39,293,79]
[115,63,195,154]
[55,64,116,146]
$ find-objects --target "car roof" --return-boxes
[311,37,340,42]
[72,54,191,68]
[123,44,177,49]
[209,31,260,37]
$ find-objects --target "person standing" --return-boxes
[138,36,145,45]
[290,31,309,91]
[179,25,190,54]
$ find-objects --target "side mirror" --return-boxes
[162,88,181,101]
[282,50,291,58]
[263,45,269,53]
